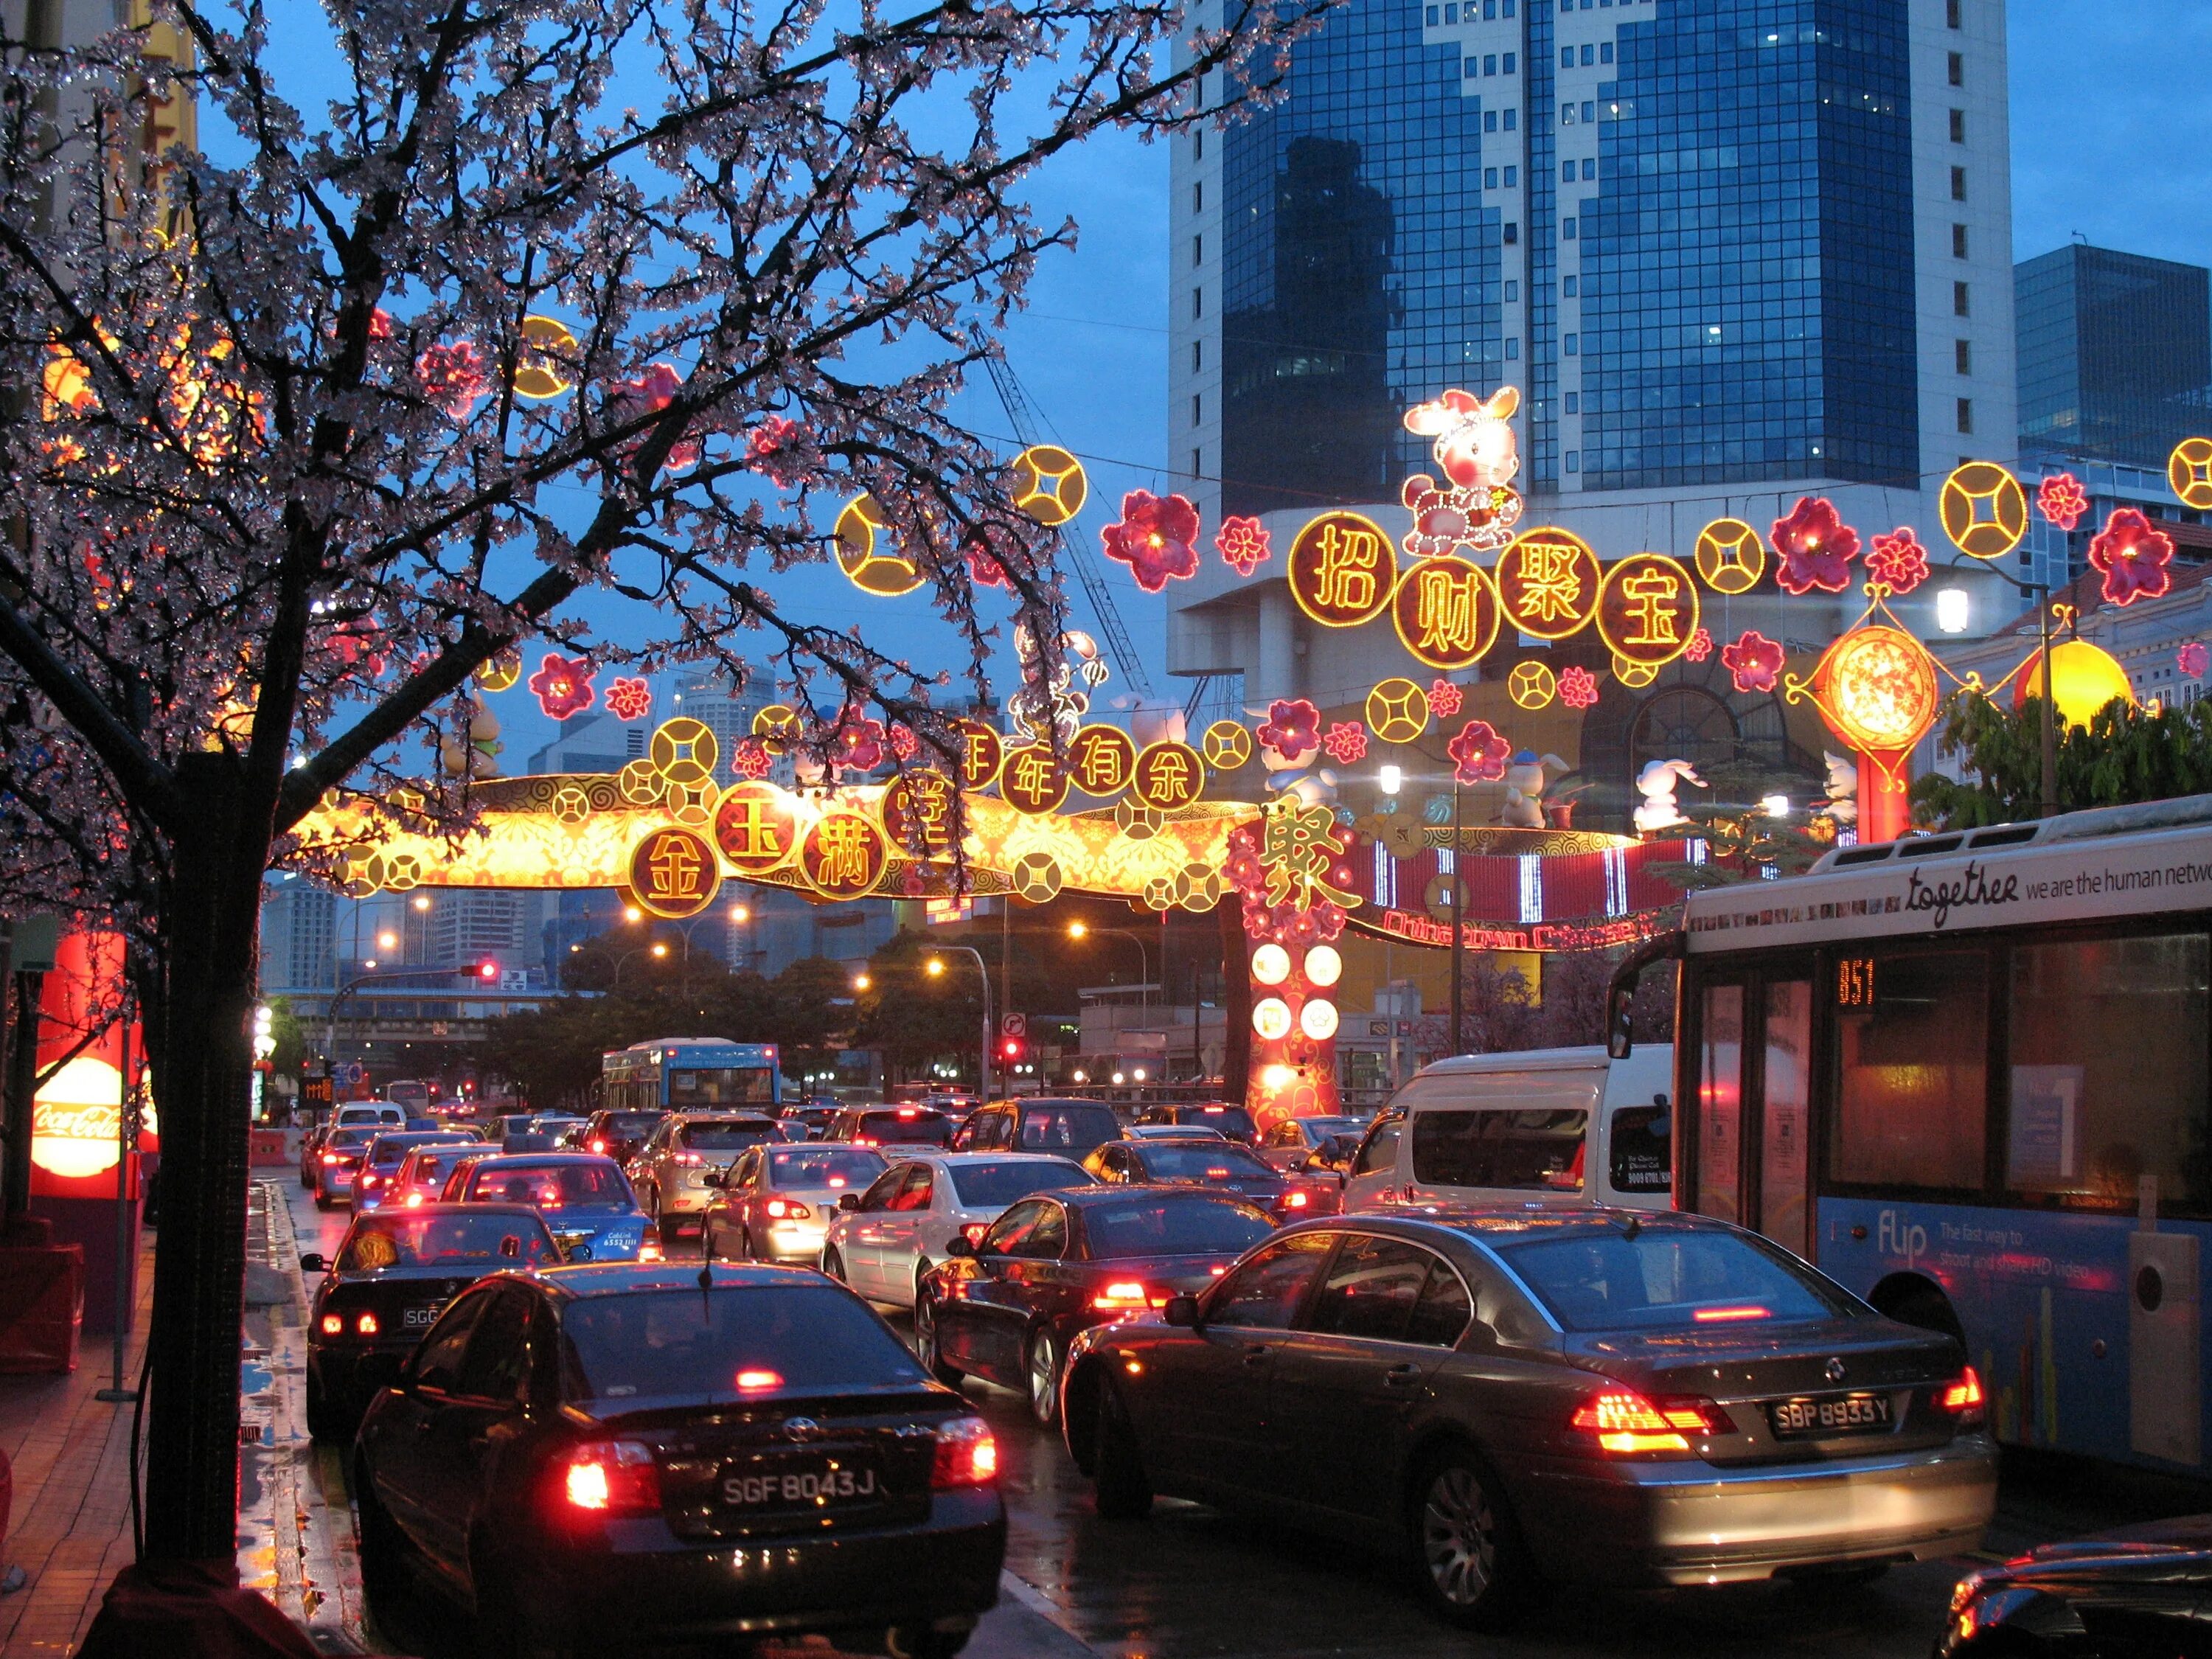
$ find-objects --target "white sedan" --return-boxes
[820,1151,1094,1308]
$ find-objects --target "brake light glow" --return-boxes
[1941,1366,1985,1427]
[1279,1191,1309,1209]
[1691,1305,1771,1324]
[764,1199,811,1220]
[320,1314,343,1335]
[1568,1389,1728,1454]
[590,1138,608,1153]
[897,1109,919,1119]
[735,1368,783,1392]
[321,1153,341,1165]
[355,1312,379,1335]
[638,1238,663,1262]
[1092,1281,1161,1312]
[961,1222,990,1246]
[827,1177,847,1189]
[405,1194,424,1208]
[675,1153,701,1166]
[931,1417,998,1488]
[561,1441,659,1514]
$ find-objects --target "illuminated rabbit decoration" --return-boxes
[1399,386,1525,557]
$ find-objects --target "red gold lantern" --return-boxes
[1812,626,1939,844]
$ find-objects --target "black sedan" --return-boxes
[914,1186,1276,1430]
[1058,1208,1997,1630]
[1937,1515,2212,1656]
[352,1262,1005,1658]
[1082,1136,1338,1219]
[301,1203,560,1440]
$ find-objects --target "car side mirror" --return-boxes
[945,1234,975,1259]
[1162,1293,1201,1329]
[838,1192,861,1212]
[703,1169,726,1188]
[299,1253,326,1274]
[564,1242,593,1263]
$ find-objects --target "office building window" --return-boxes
[1954,281,1970,316]
[1562,161,1575,182]
[1504,166,1517,187]
[1950,108,1965,142]
[1565,333,1579,355]
[1467,58,1480,77]
[1193,181,1203,212]
[1503,107,1516,128]
[1193,287,1203,319]
[1486,167,1498,189]
[1504,221,1517,243]
[1582,157,1596,181]
[1560,46,1572,67]
[1582,100,1596,122]
[1194,234,1203,267]
[1952,223,1968,259]
[1580,44,1593,65]
[1502,0,1512,13]
[1444,1,1456,19]
[1955,338,1971,375]
[1485,53,1497,74]
[1503,52,1515,72]
[1504,279,1518,301]
[1426,3,1439,20]
[1506,338,1520,360]
[1192,448,1202,479]
[1192,393,1202,425]
[1600,41,1613,63]
[1562,218,1576,238]
[1484,108,1497,129]
[1194,128,1203,161]
[1951,165,1967,201]
[1565,392,1579,414]
[1565,451,1579,472]
[1947,52,1963,87]
[1563,275,1578,296]
[1947,0,1961,24]
[1957,397,1973,435]
[1484,0,1495,14]
[1192,340,1202,373]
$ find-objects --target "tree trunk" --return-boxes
[142,754,266,1563]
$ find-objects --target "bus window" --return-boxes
[669,1067,775,1107]
[1830,950,1987,1193]
[1696,984,1743,1222]
[1761,980,1812,1258]
[2007,932,2210,1214]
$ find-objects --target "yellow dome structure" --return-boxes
[2011,639,2135,729]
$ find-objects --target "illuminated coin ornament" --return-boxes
[1068,724,1137,797]
[627,825,722,919]
[713,782,803,875]
[1169,863,1222,911]
[1008,852,1064,905]
[1693,518,1766,595]
[2172,439,2212,511]
[1364,678,1432,744]
[1009,445,1089,526]
[1303,945,1343,987]
[1130,740,1206,810]
[474,650,521,692]
[1287,511,1397,627]
[512,315,577,400]
[1390,555,1501,669]
[833,493,926,597]
[999,743,1070,814]
[1300,998,1340,1041]
[951,720,1004,790]
[1250,944,1292,986]
[799,812,889,900]
[1939,462,2030,560]
[616,758,666,805]
[1612,655,1659,689]
[1113,800,1163,841]
[650,717,719,786]
[1506,661,1557,710]
[1815,626,1940,757]
[1252,997,1293,1041]
[1496,528,1601,641]
[1201,719,1254,771]
[551,785,591,824]
[1597,553,1700,669]
[752,703,802,755]
[665,779,715,826]
[1141,875,1175,911]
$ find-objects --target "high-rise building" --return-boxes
[2017,243,2212,471]
[1176,0,2014,523]
[259,875,336,992]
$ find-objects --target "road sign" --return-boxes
[341,1062,366,1088]
[1000,1012,1027,1039]
[301,1076,333,1109]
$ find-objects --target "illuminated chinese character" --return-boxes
[1136,746,1194,807]
[1006,746,1062,810]
[1412,565,1481,656]
[1072,730,1132,793]
[1260,800,1357,908]
[1618,567,1685,647]
[716,797,787,861]
[810,816,877,888]
[1513,539,1586,625]
[1312,521,1384,613]
[647,833,705,900]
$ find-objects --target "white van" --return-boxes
[1340,1045,1674,1214]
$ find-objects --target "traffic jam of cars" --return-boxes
[295,1078,2098,1658]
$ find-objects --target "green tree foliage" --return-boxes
[852,931,988,1084]
[1912,690,2212,829]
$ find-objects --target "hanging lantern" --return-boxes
[1809,626,1940,844]
[2011,639,2134,730]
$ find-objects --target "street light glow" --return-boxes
[1761,795,1792,818]
[377,931,398,950]
[624,905,644,923]
[1067,921,1088,939]
[729,904,751,923]
[650,942,669,959]
[1379,764,1402,796]
[1935,586,1970,635]
[411,894,432,911]
[852,973,872,992]
[925,959,945,976]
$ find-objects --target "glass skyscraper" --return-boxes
[2017,243,2211,471]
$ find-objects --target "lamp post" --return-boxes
[612,942,670,991]
[326,964,485,1073]
[1945,564,2058,818]
[926,947,992,1099]
[1067,922,1151,1060]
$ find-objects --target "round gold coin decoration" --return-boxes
[1507,661,1557,710]
[650,716,719,786]
[1939,462,2029,560]
[1201,719,1254,771]
[1008,852,1064,905]
[1009,445,1088,526]
[1364,677,1431,744]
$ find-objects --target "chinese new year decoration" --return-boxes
[1100,490,1201,592]
[1399,386,1524,556]
[1771,497,1859,594]
[1287,511,1395,627]
[1692,517,1765,594]
[1391,554,1500,669]
[2169,439,2212,511]
[1938,462,2029,560]
[2087,507,2175,607]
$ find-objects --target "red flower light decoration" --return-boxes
[1719,630,1786,694]
[731,738,773,779]
[1216,515,1272,577]
[604,677,653,722]
[1866,528,1931,595]
[1100,490,1201,592]
[2088,507,2176,608]
[1256,698,1321,760]
[1428,678,1464,717]
[1446,719,1512,785]
[1770,496,1860,595]
[415,341,490,419]
[743,414,804,484]
[831,712,887,772]
[611,363,703,470]
[528,653,597,720]
[1559,666,1600,709]
[2182,643,2210,681]
[2037,473,2089,532]
[888,723,922,761]
[1683,627,1714,664]
[1322,721,1368,764]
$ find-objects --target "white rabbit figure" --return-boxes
[1500,751,1571,829]
[1821,751,1860,827]
[1633,759,1705,835]
[1402,386,1522,490]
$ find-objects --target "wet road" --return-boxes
[291,1181,2205,1659]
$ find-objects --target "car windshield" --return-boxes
[465,1161,631,1208]
[766,1147,885,1188]
[678,1120,776,1151]
[405,1149,473,1186]
[855,1110,952,1145]
[1495,1228,1850,1332]
[1138,1144,1273,1180]
[1082,1195,1276,1259]
[557,1285,927,1401]
[605,1113,666,1136]
[369,1133,470,1166]
[1015,1105,1121,1152]
[336,1211,558,1270]
[947,1159,1093,1208]
[1185,1107,1256,1136]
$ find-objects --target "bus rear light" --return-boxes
[1941,1367,1986,1427]
[562,1441,659,1514]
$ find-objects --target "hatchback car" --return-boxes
[953,1099,1121,1157]
[579,1107,671,1164]
[702,1142,888,1265]
[1057,1208,1996,1629]
[823,1153,1096,1310]
[312,1126,379,1209]
[1133,1102,1259,1145]
[301,1202,560,1440]
[1255,1116,1371,1174]
[352,1130,481,1213]
[629,1113,783,1243]
[1084,1137,1339,1220]
[440,1152,656,1262]
[352,1265,1006,1658]
[917,1186,1277,1429]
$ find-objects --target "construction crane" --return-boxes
[984,356,1155,698]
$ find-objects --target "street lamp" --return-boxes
[925,947,993,1099]
[851,973,872,992]
[1067,921,1151,1046]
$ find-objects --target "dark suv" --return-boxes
[956,1099,1123,1158]
[579,1107,671,1165]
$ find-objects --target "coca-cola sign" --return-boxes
[32,1055,125,1179]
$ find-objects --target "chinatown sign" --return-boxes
[1354,908,1677,954]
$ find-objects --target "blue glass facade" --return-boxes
[1582,1,1919,490]
[2017,245,2212,470]
[1220,0,1498,515]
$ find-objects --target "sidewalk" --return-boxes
[0,1229,153,1658]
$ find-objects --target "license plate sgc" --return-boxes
[1767,1393,1892,1437]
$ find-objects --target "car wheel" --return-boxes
[299,1166,313,1190]
[353,1462,409,1621]
[912,1260,933,1308]
[886,1625,971,1659]
[912,1295,963,1388]
[305,1370,339,1443]
[738,1228,758,1262]
[1026,1328,1062,1429]
[314,1190,333,1211]
[822,1247,847,1284]
[1091,1377,1152,1520]
[1410,1447,1530,1630]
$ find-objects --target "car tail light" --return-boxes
[320,1314,343,1335]
[321,1153,341,1165]
[1691,1304,1770,1323]
[1277,1190,1310,1211]
[961,1222,990,1246]
[590,1138,608,1153]
[1941,1366,1986,1428]
[735,1368,782,1392]
[638,1237,663,1262]
[931,1417,998,1488]
[562,1441,659,1514]
[1568,1389,1728,1455]
[764,1199,812,1220]
[355,1311,379,1335]
[405,1194,424,1208]
[675,1153,701,1166]
[1092,1281,1161,1312]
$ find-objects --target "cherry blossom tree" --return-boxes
[0,0,1332,1561]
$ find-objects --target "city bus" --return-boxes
[600,1039,783,1113]
[1610,794,2212,1476]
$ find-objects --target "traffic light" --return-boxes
[476,959,500,981]
[1000,1036,1026,1063]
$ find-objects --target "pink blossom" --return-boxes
[1770,497,1860,595]
[1322,721,1368,764]
[2088,508,2175,608]
[888,723,921,760]
[1427,678,1464,717]
[1216,515,1271,577]
[1865,528,1930,595]
[528,653,597,720]
[2038,473,2089,532]
[604,677,653,721]
[1559,666,1600,709]
[744,414,803,484]
[611,363,703,470]
[415,341,490,419]
[2181,644,2210,681]
[731,739,773,780]
[1446,719,1511,785]
[1720,630,1786,694]
[1256,698,1321,760]
[1100,491,1201,592]
[1683,628,1713,664]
